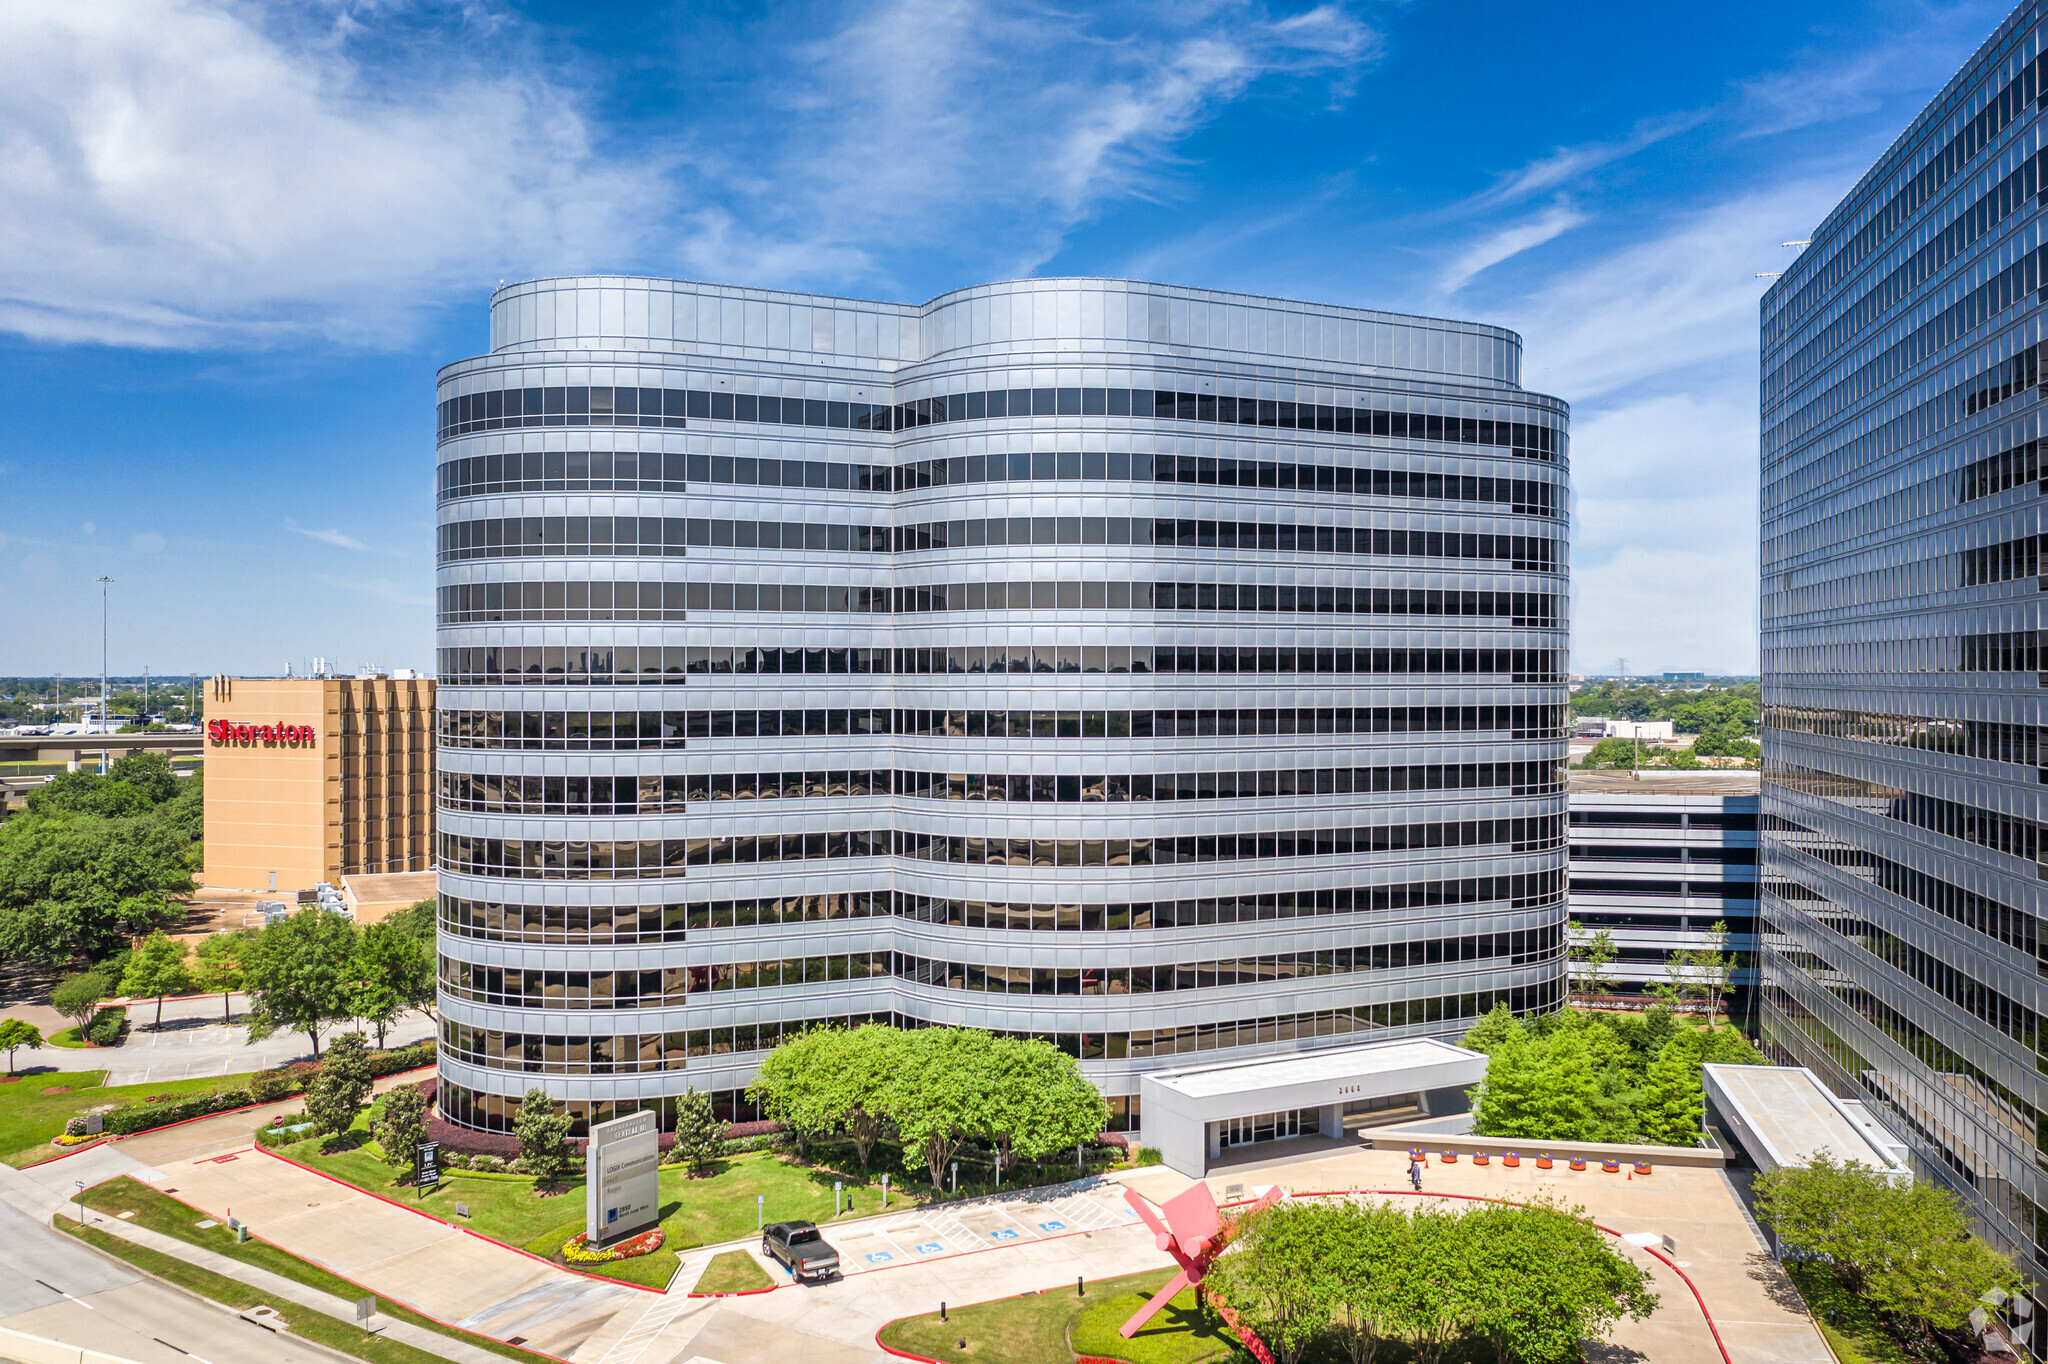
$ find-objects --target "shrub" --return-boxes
[471,1155,504,1173]
[65,1116,92,1137]
[513,1087,572,1181]
[443,1151,469,1169]
[505,1157,528,1175]
[102,1086,255,1135]
[86,1016,125,1046]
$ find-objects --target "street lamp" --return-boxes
[96,577,114,772]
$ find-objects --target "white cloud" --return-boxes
[0,1,658,347]
[131,532,166,553]
[1469,113,1706,209]
[1436,202,1586,297]
[287,519,368,551]
[676,0,1381,286]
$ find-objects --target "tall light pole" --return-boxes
[97,577,114,771]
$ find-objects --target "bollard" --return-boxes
[940,1302,947,1322]
[1078,1277,1085,1297]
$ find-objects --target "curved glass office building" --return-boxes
[431,276,1571,1135]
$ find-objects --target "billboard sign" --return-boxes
[585,1110,659,1246]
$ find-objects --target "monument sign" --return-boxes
[585,1109,660,1246]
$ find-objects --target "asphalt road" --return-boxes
[0,1196,345,1364]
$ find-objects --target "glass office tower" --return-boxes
[1759,16,2048,1275]
[430,276,1570,1138]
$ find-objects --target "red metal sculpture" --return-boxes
[1121,1181,1284,1363]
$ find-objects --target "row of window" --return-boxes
[1568,878,1755,899]
[437,703,1563,748]
[437,763,1566,814]
[1571,844,1759,864]
[437,703,1566,749]
[437,448,692,497]
[1762,705,2039,766]
[1569,810,1759,831]
[436,924,1564,1010]
[435,866,1569,944]
[439,581,689,624]
[1960,629,2043,672]
[1768,761,2041,861]
[1766,812,2038,961]
[1956,437,2039,503]
[433,643,1570,685]
[439,814,1569,880]
[437,517,689,560]
[1771,150,2043,398]
[433,981,1564,1086]
[1961,532,2043,586]
[1571,911,1757,931]
[1767,51,2039,342]
[435,578,1562,627]
[437,382,1564,459]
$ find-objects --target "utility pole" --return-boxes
[97,576,114,771]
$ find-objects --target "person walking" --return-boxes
[1408,1155,1423,1191]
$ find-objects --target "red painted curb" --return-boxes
[252,1143,664,1294]
[686,1284,779,1299]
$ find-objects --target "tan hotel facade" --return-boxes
[203,676,435,893]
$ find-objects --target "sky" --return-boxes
[0,0,2019,679]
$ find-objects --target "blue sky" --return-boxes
[0,0,2016,677]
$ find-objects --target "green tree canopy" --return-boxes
[0,1018,43,1073]
[514,1087,573,1182]
[349,920,433,1047]
[243,907,358,1057]
[119,930,192,1029]
[746,1026,849,1160]
[984,1036,1108,1174]
[304,1030,373,1135]
[883,1026,997,1189]
[374,1083,431,1174]
[1208,1200,1339,1364]
[191,931,251,1023]
[51,970,109,1034]
[669,1086,726,1175]
[1754,1154,2022,1331]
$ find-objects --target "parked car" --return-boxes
[761,1220,841,1281]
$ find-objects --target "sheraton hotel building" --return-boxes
[430,276,1571,1137]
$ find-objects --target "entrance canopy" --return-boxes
[1140,1037,1488,1177]
[1704,1063,1911,1183]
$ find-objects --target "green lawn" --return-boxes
[75,1177,555,1364]
[59,1219,455,1364]
[0,1069,266,1167]
[692,1249,772,1295]
[1784,1262,1915,1364]
[274,1094,936,1288]
[881,1270,1230,1364]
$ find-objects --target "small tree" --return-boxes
[1325,1200,1409,1364]
[243,907,358,1057]
[984,1036,1108,1178]
[1754,1154,2022,1330]
[1382,1205,1475,1364]
[51,971,109,1036]
[1206,1201,1336,1364]
[669,1086,727,1175]
[304,1030,374,1135]
[350,921,432,1047]
[374,1083,431,1175]
[747,1027,843,1160]
[0,1018,43,1073]
[514,1087,573,1182]
[1569,925,1620,1004]
[1660,921,1737,1027]
[191,931,250,1024]
[882,1027,995,1190]
[119,930,192,1030]
[1637,1029,1708,1146]
[1470,1023,1545,1138]
[1476,1199,1657,1362]
[829,1024,899,1170]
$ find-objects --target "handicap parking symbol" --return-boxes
[989,1228,1020,1241]
[1038,1220,1067,1232]
[913,1241,944,1254]
[865,1251,894,1264]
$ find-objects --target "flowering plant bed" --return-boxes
[562,1227,665,1264]
[51,1133,107,1148]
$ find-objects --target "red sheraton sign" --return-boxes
[208,719,317,745]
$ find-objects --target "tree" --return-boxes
[0,812,193,964]
[0,1018,43,1073]
[350,921,433,1046]
[514,1087,573,1182]
[374,1083,431,1175]
[51,971,109,1035]
[1662,921,1738,1027]
[1754,1154,2022,1331]
[1206,1201,1337,1364]
[747,1027,849,1161]
[243,907,357,1057]
[984,1036,1109,1177]
[304,1030,374,1135]
[1381,1205,1475,1364]
[119,930,192,1029]
[669,1086,727,1175]
[1568,926,1619,1003]
[191,931,251,1023]
[1324,1200,1410,1364]
[1637,1029,1708,1146]
[883,1026,996,1190]
[1470,1024,1547,1139]
[1459,1001,1523,1055]
[384,897,437,944]
[828,1024,899,1171]
[1486,1200,1657,1363]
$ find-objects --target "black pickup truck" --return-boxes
[761,1220,841,1281]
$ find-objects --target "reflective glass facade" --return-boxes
[1759,15,2048,1276]
[433,276,1570,1135]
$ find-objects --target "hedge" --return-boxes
[101,1040,436,1137]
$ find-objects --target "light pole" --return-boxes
[96,577,114,771]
